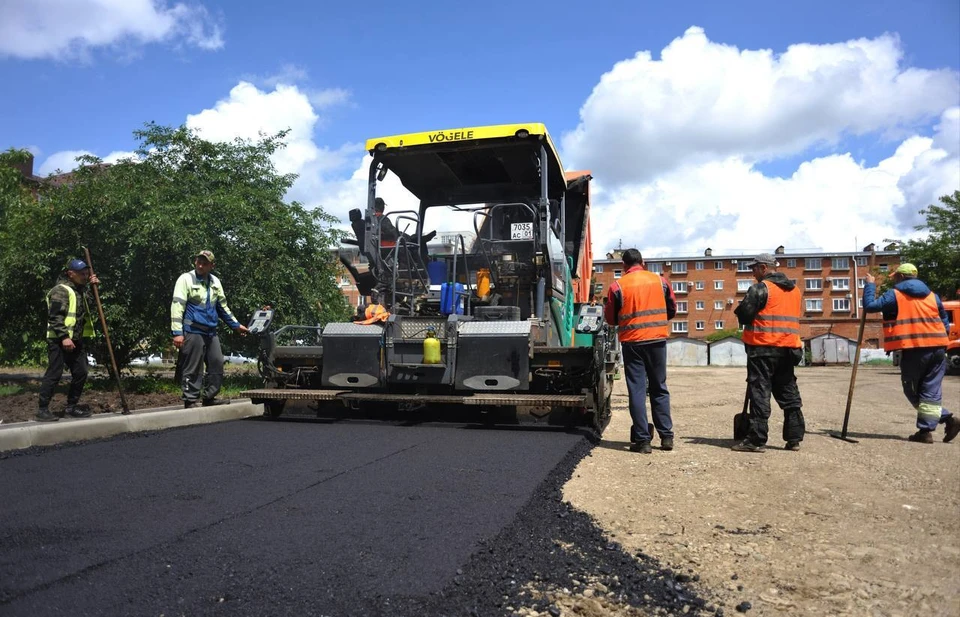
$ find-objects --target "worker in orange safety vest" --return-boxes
[733,253,805,453]
[864,263,957,444]
[603,248,677,454]
[354,290,390,325]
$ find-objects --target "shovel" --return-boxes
[733,381,750,440]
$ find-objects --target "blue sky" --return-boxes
[1,0,958,255]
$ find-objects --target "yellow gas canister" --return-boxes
[423,328,441,364]
[476,268,491,297]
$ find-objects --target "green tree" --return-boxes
[899,190,960,300]
[0,125,352,366]
[705,328,742,342]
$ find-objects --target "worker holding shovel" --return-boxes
[732,253,805,453]
[864,264,958,444]
[36,259,100,422]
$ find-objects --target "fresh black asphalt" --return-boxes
[1,416,712,616]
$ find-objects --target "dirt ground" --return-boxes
[0,368,180,423]
[563,366,960,617]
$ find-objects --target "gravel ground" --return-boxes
[564,366,960,617]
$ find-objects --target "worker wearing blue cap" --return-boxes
[37,258,101,422]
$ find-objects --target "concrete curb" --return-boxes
[0,400,264,453]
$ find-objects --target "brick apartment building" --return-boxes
[591,244,901,347]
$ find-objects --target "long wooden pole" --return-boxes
[834,251,875,442]
[83,247,130,415]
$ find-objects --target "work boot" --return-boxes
[202,398,231,407]
[629,440,653,454]
[35,408,59,422]
[184,400,199,409]
[661,437,674,451]
[944,416,960,444]
[65,404,92,418]
[785,441,801,451]
[908,430,934,444]
[732,439,766,453]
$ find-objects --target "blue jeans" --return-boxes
[899,347,952,431]
[622,341,672,442]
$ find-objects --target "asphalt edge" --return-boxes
[0,401,264,452]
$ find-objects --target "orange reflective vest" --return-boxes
[355,303,389,325]
[882,290,948,351]
[742,282,802,348]
[617,270,668,343]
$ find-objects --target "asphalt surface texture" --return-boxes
[1,412,708,617]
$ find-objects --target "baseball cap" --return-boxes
[194,250,216,262]
[67,259,88,271]
[895,263,918,276]
[744,253,778,268]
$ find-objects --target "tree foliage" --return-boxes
[899,190,960,300]
[0,125,352,366]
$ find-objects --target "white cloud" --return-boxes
[559,28,960,257]
[588,120,960,258]
[562,27,959,187]
[37,149,136,176]
[0,0,224,61]
[185,81,361,215]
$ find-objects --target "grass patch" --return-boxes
[86,373,262,396]
[0,384,24,396]
[864,359,893,366]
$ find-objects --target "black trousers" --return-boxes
[746,349,805,445]
[38,339,88,410]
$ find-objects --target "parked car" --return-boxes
[225,352,255,365]
[130,353,165,367]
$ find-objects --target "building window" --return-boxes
[787,259,797,268]
[695,261,704,270]
[339,276,350,286]
[833,298,851,312]
[672,281,688,294]
[805,258,822,270]
[594,283,604,295]
[676,301,688,313]
[695,321,705,331]
[805,278,822,291]
[857,278,865,288]
[832,257,849,270]
[695,281,705,290]
[736,261,751,272]
[714,280,724,290]
[614,269,622,279]
[831,278,850,290]
[714,261,723,270]
[672,262,687,273]
[696,300,705,310]
[858,298,863,308]
[879,264,889,272]
[855,256,868,266]
[789,278,798,285]
[737,279,752,292]
[715,320,724,329]
[806,299,823,312]
[647,262,663,274]
[714,300,723,310]
[594,265,604,273]
[672,321,688,333]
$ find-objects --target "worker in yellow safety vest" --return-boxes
[37,258,100,422]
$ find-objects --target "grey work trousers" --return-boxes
[179,332,225,403]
